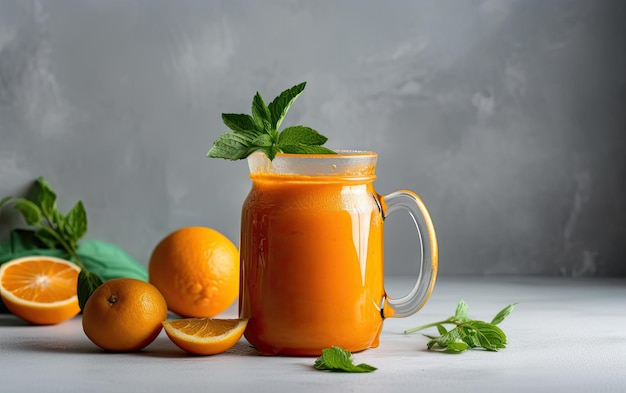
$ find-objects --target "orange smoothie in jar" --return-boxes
[239,167,384,355]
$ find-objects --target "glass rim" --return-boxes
[247,150,378,179]
[249,150,377,159]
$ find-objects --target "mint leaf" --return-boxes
[261,119,277,141]
[268,81,306,130]
[279,145,336,155]
[459,327,481,348]
[251,92,271,131]
[53,210,66,240]
[35,228,61,249]
[32,177,57,218]
[260,146,281,162]
[461,321,507,351]
[445,341,470,353]
[491,303,518,325]
[207,82,335,161]
[207,132,257,160]
[221,113,261,134]
[64,200,88,243]
[313,346,377,373]
[14,199,42,226]
[405,300,517,353]
[454,299,469,323]
[252,134,273,147]
[427,327,462,350]
[278,126,328,146]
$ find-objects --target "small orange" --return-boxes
[0,256,80,325]
[82,278,168,352]
[148,226,239,318]
[162,318,248,355]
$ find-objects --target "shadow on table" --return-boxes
[137,337,259,358]
[2,335,260,357]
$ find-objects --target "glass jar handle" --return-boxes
[380,190,438,318]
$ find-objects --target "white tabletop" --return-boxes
[1,276,625,393]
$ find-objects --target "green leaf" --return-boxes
[207,132,255,160]
[35,228,61,249]
[251,92,271,131]
[252,134,273,147]
[207,82,334,161]
[64,200,88,242]
[426,337,439,350]
[491,303,518,325]
[77,270,104,310]
[77,240,148,282]
[445,341,470,353]
[222,113,262,134]
[454,299,469,323]
[268,81,306,130]
[0,196,12,209]
[53,210,66,237]
[7,228,47,252]
[409,300,516,353]
[32,177,57,217]
[428,327,462,350]
[279,145,336,155]
[262,119,278,142]
[13,199,42,226]
[278,126,328,146]
[461,321,507,351]
[313,346,377,373]
[260,146,281,161]
[459,328,481,348]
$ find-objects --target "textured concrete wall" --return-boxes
[1,0,624,276]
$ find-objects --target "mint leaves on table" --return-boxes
[313,346,377,373]
[404,300,517,353]
[0,177,103,309]
[207,82,336,161]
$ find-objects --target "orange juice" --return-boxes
[239,151,438,356]
[240,176,384,355]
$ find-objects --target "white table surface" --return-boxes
[1,276,625,393]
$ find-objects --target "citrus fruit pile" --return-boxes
[0,226,245,356]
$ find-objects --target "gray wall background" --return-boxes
[0,0,624,277]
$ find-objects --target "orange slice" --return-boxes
[162,318,248,355]
[0,256,81,325]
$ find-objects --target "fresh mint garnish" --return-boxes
[313,346,377,373]
[404,300,517,353]
[1,177,103,309]
[207,82,335,161]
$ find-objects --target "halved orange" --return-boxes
[0,256,80,325]
[162,318,248,355]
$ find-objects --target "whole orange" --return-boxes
[148,226,239,318]
[82,278,168,352]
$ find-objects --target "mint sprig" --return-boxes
[207,82,336,161]
[313,346,377,373]
[1,177,103,309]
[404,300,517,353]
